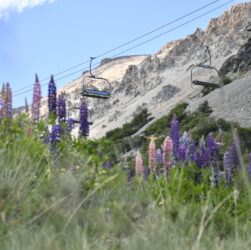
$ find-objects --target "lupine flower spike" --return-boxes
[248,152,251,179]
[179,131,191,146]
[196,136,209,168]
[5,82,12,119]
[179,131,194,162]
[57,96,66,122]
[187,140,196,162]
[207,133,219,163]
[156,148,163,165]
[79,100,89,137]
[135,151,144,177]
[50,124,61,144]
[170,114,179,160]
[230,136,241,169]
[147,136,157,173]
[67,118,75,132]
[178,143,186,162]
[223,151,232,184]
[48,75,57,116]
[32,74,41,122]
[162,136,173,173]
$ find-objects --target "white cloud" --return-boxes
[0,0,56,19]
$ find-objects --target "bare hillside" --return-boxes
[187,72,251,127]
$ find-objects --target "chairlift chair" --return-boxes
[191,65,220,88]
[81,57,112,99]
[191,46,220,89]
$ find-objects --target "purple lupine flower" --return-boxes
[187,140,196,162]
[103,161,113,169]
[195,150,204,168]
[32,74,41,122]
[207,133,218,156]
[196,136,209,168]
[179,131,191,146]
[1,83,6,118]
[223,151,232,183]
[5,82,12,119]
[207,133,219,164]
[79,101,89,137]
[48,75,57,115]
[67,118,75,132]
[178,143,186,162]
[50,124,61,144]
[170,114,179,160]
[230,137,240,169]
[43,132,50,144]
[57,97,66,122]
[144,168,150,181]
[180,131,194,162]
[248,152,251,179]
[156,148,163,165]
[207,133,215,157]
[0,95,3,119]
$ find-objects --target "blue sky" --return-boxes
[0,0,248,107]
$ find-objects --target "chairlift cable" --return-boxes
[13,0,235,98]
[12,0,226,95]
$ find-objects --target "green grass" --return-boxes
[0,113,250,250]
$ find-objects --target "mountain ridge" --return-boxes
[36,1,251,138]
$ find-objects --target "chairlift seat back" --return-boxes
[82,88,111,99]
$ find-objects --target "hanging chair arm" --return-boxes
[191,64,196,85]
[89,57,96,78]
[205,46,212,66]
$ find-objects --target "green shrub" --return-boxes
[201,86,214,96]
[192,117,219,142]
[105,108,153,140]
[221,75,232,85]
[237,127,251,150]
[197,101,213,114]
[144,102,188,136]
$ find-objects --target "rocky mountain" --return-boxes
[39,1,251,138]
[219,36,251,76]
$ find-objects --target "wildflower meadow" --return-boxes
[0,75,250,250]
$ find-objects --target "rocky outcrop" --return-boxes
[152,85,180,103]
[219,37,251,76]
